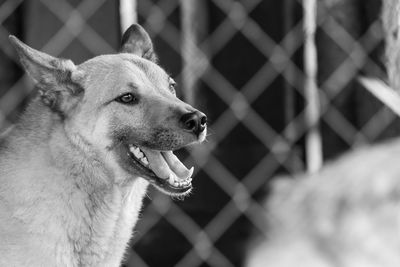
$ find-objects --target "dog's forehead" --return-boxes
[80,54,169,89]
[120,54,169,83]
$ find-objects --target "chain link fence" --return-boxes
[0,0,395,266]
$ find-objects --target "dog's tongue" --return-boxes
[140,148,193,180]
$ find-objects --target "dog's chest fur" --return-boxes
[63,179,148,266]
[58,178,148,266]
[0,102,149,266]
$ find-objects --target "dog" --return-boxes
[0,24,207,266]
[246,139,400,267]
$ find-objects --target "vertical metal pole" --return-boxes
[180,0,197,105]
[303,0,323,172]
[180,0,208,105]
[120,0,137,33]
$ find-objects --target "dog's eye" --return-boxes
[117,93,138,104]
[168,77,176,94]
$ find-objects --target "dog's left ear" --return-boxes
[120,24,157,63]
[9,35,84,115]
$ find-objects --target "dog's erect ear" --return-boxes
[9,35,84,115]
[120,24,157,63]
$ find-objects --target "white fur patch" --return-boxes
[91,113,113,149]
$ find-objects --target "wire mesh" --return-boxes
[0,0,396,266]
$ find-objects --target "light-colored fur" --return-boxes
[246,139,400,267]
[0,24,204,266]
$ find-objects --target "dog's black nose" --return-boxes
[181,111,207,136]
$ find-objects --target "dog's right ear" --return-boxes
[120,24,157,63]
[9,35,84,114]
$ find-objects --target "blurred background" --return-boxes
[0,0,397,266]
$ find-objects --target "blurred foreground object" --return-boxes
[245,77,400,267]
[383,0,400,92]
[246,137,400,267]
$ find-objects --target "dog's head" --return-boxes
[10,24,207,196]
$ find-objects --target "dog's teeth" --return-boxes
[141,157,149,165]
[131,148,142,159]
[168,174,175,183]
[167,172,193,187]
[129,146,138,153]
[188,166,194,178]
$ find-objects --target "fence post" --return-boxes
[303,0,323,172]
[120,0,137,33]
[180,0,208,105]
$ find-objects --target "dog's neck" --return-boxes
[6,99,149,264]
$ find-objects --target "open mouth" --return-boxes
[127,144,194,196]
